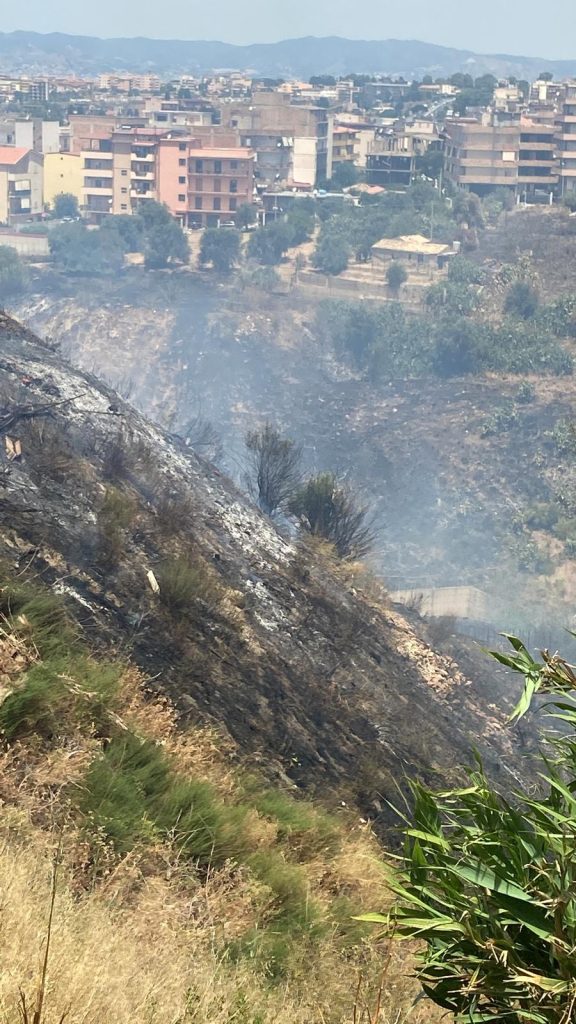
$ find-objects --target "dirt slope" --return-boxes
[0,312,519,825]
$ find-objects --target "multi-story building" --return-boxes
[44,152,83,208]
[97,74,161,93]
[0,147,43,224]
[518,120,558,194]
[0,119,59,154]
[222,91,333,187]
[0,76,48,103]
[157,138,254,226]
[444,117,520,193]
[556,83,576,197]
[367,121,437,188]
[332,126,358,164]
[444,114,557,196]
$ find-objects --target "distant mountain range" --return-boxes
[0,30,575,81]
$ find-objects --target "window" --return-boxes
[230,178,238,193]
[195,159,203,173]
[195,196,202,210]
[196,177,203,190]
[121,203,127,210]
[229,197,237,211]
[213,197,221,211]
[178,176,186,184]
[121,169,128,176]
[178,194,186,202]
[214,178,221,192]
[214,160,222,174]
[121,187,127,194]
[230,160,238,169]
[179,142,187,151]
[179,158,186,166]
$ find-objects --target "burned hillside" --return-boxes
[0,312,519,822]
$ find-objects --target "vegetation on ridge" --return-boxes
[0,565,433,1024]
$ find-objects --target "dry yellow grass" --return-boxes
[0,823,438,1024]
[0,628,442,1024]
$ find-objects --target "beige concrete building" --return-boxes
[222,91,333,187]
[0,147,43,224]
[371,234,454,270]
[556,83,576,197]
[444,115,557,196]
[444,118,520,192]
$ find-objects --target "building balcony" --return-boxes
[80,150,113,161]
[131,170,155,180]
[130,189,157,199]
[131,150,155,161]
[83,165,113,176]
[83,186,113,196]
[519,158,556,166]
[519,173,559,184]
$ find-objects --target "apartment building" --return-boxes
[44,152,83,207]
[222,91,333,187]
[97,74,161,93]
[444,118,520,192]
[0,119,59,154]
[156,138,254,226]
[332,126,358,163]
[518,120,558,192]
[0,147,43,224]
[444,115,557,195]
[556,83,576,197]
[367,121,436,187]
[0,76,48,103]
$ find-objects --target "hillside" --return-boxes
[0,311,517,805]
[1,30,575,79]
[0,309,523,1022]
[17,207,576,645]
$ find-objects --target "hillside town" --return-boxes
[0,68,576,231]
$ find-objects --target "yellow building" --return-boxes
[43,152,83,209]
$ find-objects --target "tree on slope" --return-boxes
[0,245,28,305]
[290,472,374,558]
[138,200,189,269]
[199,228,241,273]
[245,423,302,515]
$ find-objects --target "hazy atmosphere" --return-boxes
[1,0,575,57]
[4,9,576,1024]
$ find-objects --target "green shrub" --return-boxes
[0,581,74,659]
[0,657,121,741]
[516,380,536,403]
[545,419,576,457]
[245,783,341,857]
[386,261,408,292]
[524,502,561,531]
[80,733,252,864]
[362,637,576,1024]
[504,280,540,319]
[290,473,375,558]
[156,557,221,617]
[94,486,136,571]
[479,404,518,437]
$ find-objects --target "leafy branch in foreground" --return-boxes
[359,636,576,1024]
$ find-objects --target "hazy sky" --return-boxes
[3,0,576,60]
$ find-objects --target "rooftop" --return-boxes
[372,234,452,256]
[0,146,31,166]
